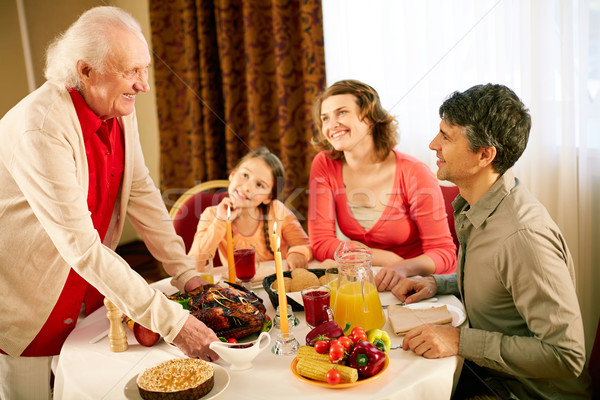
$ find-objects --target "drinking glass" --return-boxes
[301,286,333,329]
[324,267,339,310]
[195,253,214,284]
[234,246,257,290]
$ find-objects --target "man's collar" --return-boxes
[461,169,516,228]
[68,88,103,140]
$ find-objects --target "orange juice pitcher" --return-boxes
[332,241,385,332]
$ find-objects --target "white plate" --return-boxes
[403,303,466,327]
[124,362,230,400]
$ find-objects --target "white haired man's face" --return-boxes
[79,29,151,120]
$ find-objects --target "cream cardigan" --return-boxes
[0,81,196,357]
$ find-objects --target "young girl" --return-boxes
[188,147,312,270]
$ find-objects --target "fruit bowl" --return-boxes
[209,331,271,371]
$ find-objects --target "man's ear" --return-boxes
[77,60,92,82]
[478,146,497,168]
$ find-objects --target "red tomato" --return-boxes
[326,368,341,385]
[227,338,238,343]
[314,340,330,354]
[337,336,353,351]
[328,343,345,363]
[350,327,367,342]
[351,326,366,336]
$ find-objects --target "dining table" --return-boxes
[53,262,466,400]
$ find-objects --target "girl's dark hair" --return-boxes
[311,79,398,161]
[233,147,285,255]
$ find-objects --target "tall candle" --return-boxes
[271,221,278,254]
[226,205,235,283]
[274,237,289,335]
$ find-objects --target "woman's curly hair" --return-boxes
[311,79,398,161]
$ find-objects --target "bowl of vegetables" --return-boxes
[291,321,390,388]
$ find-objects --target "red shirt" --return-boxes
[308,150,457,273]
[19,89,124,356]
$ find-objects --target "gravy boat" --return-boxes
[209,331,271,371]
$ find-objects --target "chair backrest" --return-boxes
[169,180,229,266]
[440,184,460,251]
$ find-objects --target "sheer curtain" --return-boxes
[323,0,600,358]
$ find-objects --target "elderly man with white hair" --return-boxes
[0,7,219,398]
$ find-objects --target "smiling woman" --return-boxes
[308,79,457,287]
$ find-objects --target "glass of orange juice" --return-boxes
[195,253,214,284]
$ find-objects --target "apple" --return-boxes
[132,322,161,347]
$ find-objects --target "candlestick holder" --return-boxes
[271,331,299,356]
[274,304,299,329]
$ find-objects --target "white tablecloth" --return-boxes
[53,269,465,400]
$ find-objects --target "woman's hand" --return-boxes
[374,266,408,291]
[215,197,240,221]
[286,252,308,270]
[374,252,437,291]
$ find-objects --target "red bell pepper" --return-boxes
[305,320,345,346]
[347,340,386,378]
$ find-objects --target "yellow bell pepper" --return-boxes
[366,328,391,353]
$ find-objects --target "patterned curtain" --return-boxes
[149,0,325,223]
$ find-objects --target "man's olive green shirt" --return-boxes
[434,170,590,399]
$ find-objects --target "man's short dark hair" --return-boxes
[439,84,531,174]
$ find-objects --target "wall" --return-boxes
[1,0,160,244]
[0,0,30,116]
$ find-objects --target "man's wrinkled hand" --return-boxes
[184,276,209,293]
[172,316,220,362]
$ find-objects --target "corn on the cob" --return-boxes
[297,345,331,363]
[296,358,358,383]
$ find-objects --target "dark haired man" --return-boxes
[393,84,591,399]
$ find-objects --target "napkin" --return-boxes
[388,304,453,335]
[251,262,276,286]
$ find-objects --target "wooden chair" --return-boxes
[169,180,229,265]
[440,184,460,251]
